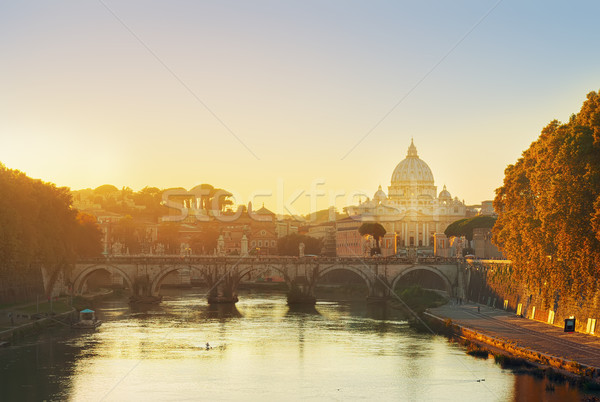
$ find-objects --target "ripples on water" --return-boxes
[0,290,590,401]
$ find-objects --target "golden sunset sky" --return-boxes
[1,1,599,215]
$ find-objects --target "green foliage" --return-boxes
[157,222,181,254]
[112,215,141,254]
[93,184,119,195]
[277,233,323,256]
[74,212,103,258]
[303,208,342,223]
[494,89,600,301]
[395,286,447,313]
[445,216,496,241]
[189,227,219,254]
[0,165,102,300]
[358,222,386,252]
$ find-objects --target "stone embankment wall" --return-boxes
[424,312,598,380]
[0,267,45,304]
[464,260,600,336]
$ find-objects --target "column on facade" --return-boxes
[416,222,419,246]
[401,222,405,246]
[426,223,430,246]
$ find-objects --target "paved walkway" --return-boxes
[428,302,600,369]
[0,302,40,330]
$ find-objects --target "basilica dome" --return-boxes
[438,185,451,199]
[373,185,387,203]
[390,139,434,185]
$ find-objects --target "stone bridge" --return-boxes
[67,256,467,305]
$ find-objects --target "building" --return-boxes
[336,216,365,257]
[479,200,496,216]
[472,228,503,259]
[343,140,468,253]
[275,219,299,238]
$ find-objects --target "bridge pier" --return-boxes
[207,271,240,304]
[366,275,393,304]
[286,280,316,305]
[130,275,162,304]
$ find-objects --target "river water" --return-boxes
[0,290,591,401]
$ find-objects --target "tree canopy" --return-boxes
[359,222,386,255]
[0,165,102,301]
[444,216,496,241]
[358,223,386,245]
[277,233,323,256]
[493,89,600,301]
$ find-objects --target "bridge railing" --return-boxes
[77,254,462,265]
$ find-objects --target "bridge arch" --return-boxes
[237,264,291,287]
[150,264,207,295]
[391,265,453,295]
[317,265,374,292]
[72,264,135,295]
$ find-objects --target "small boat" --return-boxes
[72,309,102,329]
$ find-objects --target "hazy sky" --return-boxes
[1,1,599,215]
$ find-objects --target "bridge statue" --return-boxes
[217,235,225,256]
[241,234,248,255]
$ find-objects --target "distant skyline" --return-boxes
[1,1,599,215]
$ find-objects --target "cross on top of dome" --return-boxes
[407,138,418,158]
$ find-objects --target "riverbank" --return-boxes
[425,302,600,387]
[0,308,76,342]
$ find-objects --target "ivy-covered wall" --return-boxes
[464,260,600,335]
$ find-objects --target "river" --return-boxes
[0,290,591,401]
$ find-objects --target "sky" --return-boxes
[1,0,599,216]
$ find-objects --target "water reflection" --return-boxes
[0,290,594,401]
[202,303,242,320]
[286,304,320,316]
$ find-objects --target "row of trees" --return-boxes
[108,218,220,255]
[74,183,234,221]
[493,90,600,303]
[0,165,102,301]
[277,233,323,256]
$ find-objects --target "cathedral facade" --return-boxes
[345,140,467,254]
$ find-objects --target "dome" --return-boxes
[438,185,451,199]
[373,185,387,202]
[391,139,434,185]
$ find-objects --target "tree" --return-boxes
[0,165,102,300]
[358,222,387,254]
[192,184,234,213]
[132,186,167,220]
[94,184,119,195]
[190,227,219,254]
[444,216,496,241]
[277,233,323,256]
[493,89,600,302]
[74,212,103,258]
[158,222,180,254]
[112,215,141,254]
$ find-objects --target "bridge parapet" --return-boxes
[78,255,460,266]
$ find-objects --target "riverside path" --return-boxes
[427,302,600,374]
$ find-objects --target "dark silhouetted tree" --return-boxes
[358,222,386,255]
